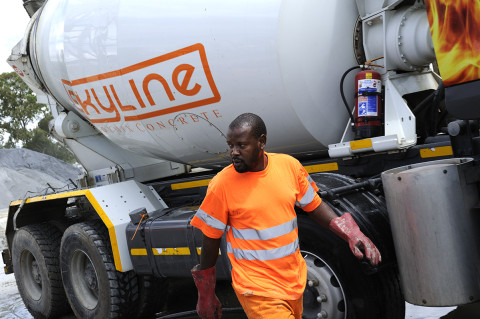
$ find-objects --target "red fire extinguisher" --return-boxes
[354,70,383,139]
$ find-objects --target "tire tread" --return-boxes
[13,223,69,318]
[62,220,138,318]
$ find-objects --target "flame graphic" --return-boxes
[426,0,480,86]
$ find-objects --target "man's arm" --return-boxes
[191,234,223,319]
[306,200,381,266]
[307,201,338,228]
[197,234,222,270]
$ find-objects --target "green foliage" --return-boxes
[24,115,77,163]
[0,71,76,163]
[0,72,47,147]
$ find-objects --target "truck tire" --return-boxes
[298,215,404,319]
[60,220,138,319]
[306,172,405,319]
[134,275,168,318]
[11,223,70,318]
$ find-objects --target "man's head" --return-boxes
[226,113,267,173]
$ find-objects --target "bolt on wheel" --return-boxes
[302,250,347,319]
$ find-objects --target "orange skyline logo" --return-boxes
[61,43,221,123]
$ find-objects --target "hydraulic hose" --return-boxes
[412,81,445,115]
[318,177,382,201]
[340,66,362,124]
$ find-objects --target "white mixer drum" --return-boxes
[32,0,358,167]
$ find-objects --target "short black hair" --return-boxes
[229,113,267,139]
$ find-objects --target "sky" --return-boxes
[0,2,31,74]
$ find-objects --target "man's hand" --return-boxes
[191,265,222,319]
[328,213,381,266]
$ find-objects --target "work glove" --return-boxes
[329,213,381,266]
[191,265,222,319]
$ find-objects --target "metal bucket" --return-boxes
[382,158,480,306]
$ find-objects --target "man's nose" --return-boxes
[231,146,240,156]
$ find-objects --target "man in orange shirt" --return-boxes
[190,113,381,319]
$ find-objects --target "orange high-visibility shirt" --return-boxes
[190,153,322,300]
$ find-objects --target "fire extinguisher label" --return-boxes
[358,79,381,93]
[358,96,378,116]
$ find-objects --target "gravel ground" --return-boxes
[0,149,79,208]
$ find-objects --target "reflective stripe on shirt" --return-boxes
[231,218,298,241]
[295,184,316,208]
[195,208,227,231]
[307,175,314,184]
[227,238,299,261]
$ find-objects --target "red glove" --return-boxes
[328,213,381,266]
[191,265,222,319]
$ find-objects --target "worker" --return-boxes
[190,113,381,319]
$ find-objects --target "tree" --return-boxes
[0,72,48,147]
[0,71,76,163]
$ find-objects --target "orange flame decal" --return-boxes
[425,0,480,86]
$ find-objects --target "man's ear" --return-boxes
[259,134,267,149]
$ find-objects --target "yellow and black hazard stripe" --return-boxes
[130,247,217,256]
[10,189,123,271]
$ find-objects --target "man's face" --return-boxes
[226,125,266,173]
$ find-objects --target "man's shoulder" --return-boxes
[218,164,236,176]
[210,164,236,184]
[269,153,300,166]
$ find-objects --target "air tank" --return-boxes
[32,0,359,168]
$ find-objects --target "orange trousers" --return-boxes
[235,291,303,319]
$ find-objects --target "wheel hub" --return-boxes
[84,262,98,291]
[71,249,99,310]
[301,250,347,319]
[31,260,41,284]
[20,250,42,301]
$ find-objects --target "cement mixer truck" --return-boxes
[3,0,480,318]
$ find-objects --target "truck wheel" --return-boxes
[301,249,347,319]
[134,275,168,318]
[60,220,138,319]
[299,215,404,319]
[12,223,69,318]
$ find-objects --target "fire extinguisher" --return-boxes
[354,70,383,139]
